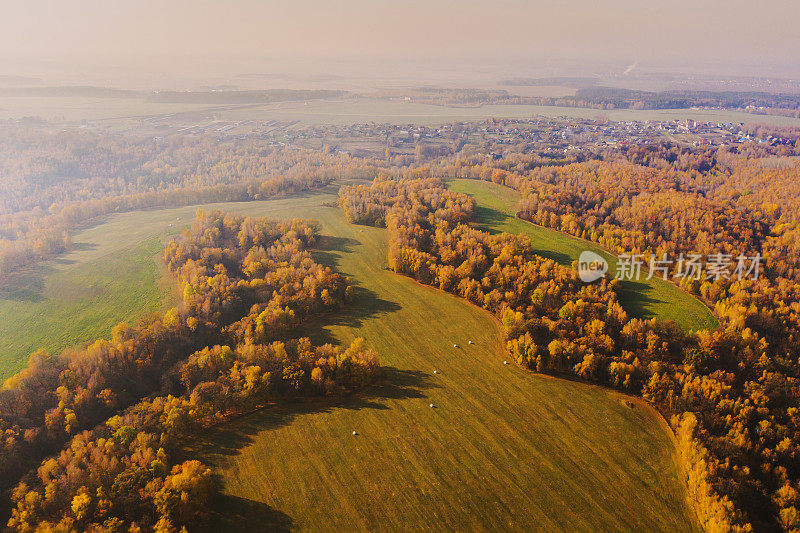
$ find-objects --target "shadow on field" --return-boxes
[305,234,401,345]
[205,494,294,533]
[0,241,102,302]
[192,367,439,463]
[303,284,402,347]
[474,205,574,265]
[56,241,99,262]
[0,264,49,302]
[619,279,664,319]
[472,205,508,235]
[195,365,436,530]
[311,234,360,270]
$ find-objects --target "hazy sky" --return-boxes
[0,0,798,77]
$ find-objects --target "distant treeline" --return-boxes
[5,83,800,112]
[146,89,347,104]
[0,86,140,98]
[0,76,43,87]
[499,77,600,88]
[570,87,800,110]
[0,86,347,104]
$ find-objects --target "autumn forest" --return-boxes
[0,110,798,533]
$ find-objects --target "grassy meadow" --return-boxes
[0,237,178,381]
[447,179,718,332]
[188,194,698,532]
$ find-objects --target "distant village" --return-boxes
[6,111,797,160]
[220,116,797,157]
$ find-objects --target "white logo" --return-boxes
[578,251,608,283]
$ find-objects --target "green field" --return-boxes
[447,179,718,332]
[186,194,698,532]
[0,188,699,531]
[0,176,717,381]
[0,237,178,381]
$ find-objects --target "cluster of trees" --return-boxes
[0,171,324,280]
[7,336,377,532]
[1,210,380,531]
[441,150,798,284]
[0,130,384,279]
[0,128,383,216]
[512,160,770,261]
[339,177,474,229]
[456,147,800,316]
[0,171,327,282]
[339,176,800,532]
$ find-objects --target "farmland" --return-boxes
[0,95,212,122]
[447,179,719,332]
[3,95,800,129]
